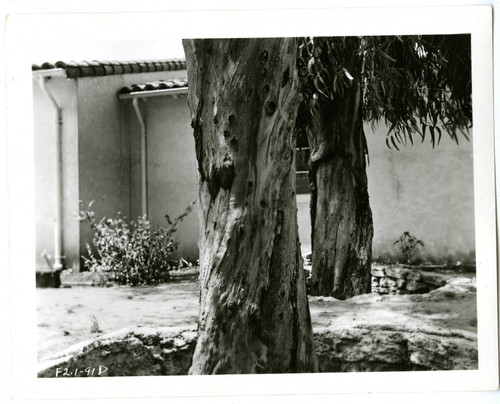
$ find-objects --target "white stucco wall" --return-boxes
[126,95,199,261]
[297,194,312,258]
[76,70,190,268]
[365,123,475,263]
[296,123,476,264]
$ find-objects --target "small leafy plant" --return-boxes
[90,314,102,334]
[393,231,424,264]
[77,200,195,286]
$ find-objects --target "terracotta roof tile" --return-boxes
[54,61,82,77]
[153,60,164,71]
[118,78,188,95]
[109,61,124,75]
[145,61,156,71]
[100,61,114,75]
[121,62,133,74]
[32,59,186,78]
[78,61,94,77]
[130,62,142,74]
[89,61,106,76]
[157,82,170,89]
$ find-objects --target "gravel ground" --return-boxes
[37,267,476,361]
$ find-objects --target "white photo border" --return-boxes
[5,4,498,400]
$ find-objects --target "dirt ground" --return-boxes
[37,267,477,361]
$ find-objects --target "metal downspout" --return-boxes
[37,77,64,270]
[132,98,148,218]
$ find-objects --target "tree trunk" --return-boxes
[183,38,317,374]
[307,67,373,300]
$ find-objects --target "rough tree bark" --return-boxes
[305,42,373,299]
[183,38,317,374]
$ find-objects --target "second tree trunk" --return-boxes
[307,73,373,299]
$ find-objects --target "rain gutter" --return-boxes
[35,75,65,270]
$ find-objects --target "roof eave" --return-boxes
[32,68,67,79]
[118,87,188,100]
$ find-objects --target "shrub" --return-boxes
[77,201,195,286]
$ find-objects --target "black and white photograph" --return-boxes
[2,2,499,403]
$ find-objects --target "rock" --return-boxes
[38,327,197,377]
[370,265,447,295]
[378,287,389,294]
[379,278,397,288]
[407,333,477,370]
[314,325,477,372]
[371,268,385,277]
[420,273,447,289]
[385,266,410,279]
[426,281,476,300]
[405,271,428,293]
[308,296,340,303]
[169,268,200,281]
[406,271,423,282]
[406,280,429,293]
[314,328,414,372]
[447,277,475,286]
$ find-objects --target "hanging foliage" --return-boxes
[299,35,472,149]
